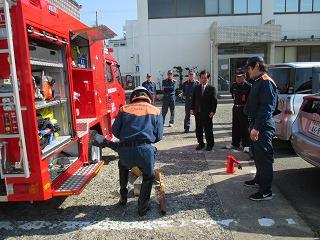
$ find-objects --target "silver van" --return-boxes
[268,62,320,141]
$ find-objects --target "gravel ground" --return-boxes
[0,103,234,240]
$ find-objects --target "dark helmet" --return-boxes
[130,86,152,103]
[245,56,264,69]
[236,67,245,76]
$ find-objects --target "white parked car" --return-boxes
[268,62,320,141]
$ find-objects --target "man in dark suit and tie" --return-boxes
[191,70,217,151]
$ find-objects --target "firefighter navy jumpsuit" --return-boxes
[142,81,157,104]
[182,79,199,131]
[244,73,277,194]
[112,100,163,214]
[162,79,176,125]
[230,80,251,147]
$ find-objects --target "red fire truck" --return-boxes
[0,0,125,202]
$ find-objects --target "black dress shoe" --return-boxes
[196,144,205,150]
[184,129,189,133]
[206,146,213,151]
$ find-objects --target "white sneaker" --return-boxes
[243,147,250,153]
[225,144,236,149]
[169,123,174,127]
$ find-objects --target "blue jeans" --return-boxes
[162,95,175,124]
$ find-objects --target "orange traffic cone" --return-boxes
[226,155,242,174]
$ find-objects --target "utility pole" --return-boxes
[95,11,98,26]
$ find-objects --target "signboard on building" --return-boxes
[212,24,282,44]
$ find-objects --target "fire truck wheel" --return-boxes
[88,130,102,164]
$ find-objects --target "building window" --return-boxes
[148,0,261,18]
[297,46,320,61]
[311,46,320,61]
[314,0,320,11]
[248,0,261,13]
[219,0,233,14]
[300,0,313,11]
[286,0,299,12]
[274,0,285,12]
[274,0,320,13]
[234,0,247,14]
[276,46,320,63]
[148,0,175,18]
[177,0,204,17]
[284,47,297,62]
[275,47,285,63]
[205,0,218,14]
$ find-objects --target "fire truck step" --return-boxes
[52,161,104,196]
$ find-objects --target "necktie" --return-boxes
[201,85,205,95]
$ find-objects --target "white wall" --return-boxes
[111,20,139,76]
[275,14,320,39]
[138,6,264,86]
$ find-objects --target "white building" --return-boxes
[113,0,320,93]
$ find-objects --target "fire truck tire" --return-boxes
[88,130,102,164]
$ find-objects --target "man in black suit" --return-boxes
[191,70,217,151]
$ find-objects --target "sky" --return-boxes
[77,0,137,39]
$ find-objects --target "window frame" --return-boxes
[274,0,320,14]
[148,0,262,19]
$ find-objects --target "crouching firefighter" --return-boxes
[113,86,163,216]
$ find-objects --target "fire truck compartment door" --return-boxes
[71,25,117,42]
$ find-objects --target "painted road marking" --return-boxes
[286,218,297,225]
[258,218,275,227]
[0,218,298,231]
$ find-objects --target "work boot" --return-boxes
[138,174,154,216]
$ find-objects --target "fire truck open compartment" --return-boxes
[29,38,74,159]
[70,32,91,69]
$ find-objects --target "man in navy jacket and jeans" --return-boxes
[243,56,278,201]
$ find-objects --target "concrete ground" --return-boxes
[0,102,318,240]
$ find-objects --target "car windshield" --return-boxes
[268,67,291,94]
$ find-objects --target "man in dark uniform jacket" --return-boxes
[162,70,176,127]
[191,70,217,151]
[243,56,278,201]
[182,70,199,133]
[113,86,163,215]
[142,73,157,104]
[226,68,251,151]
